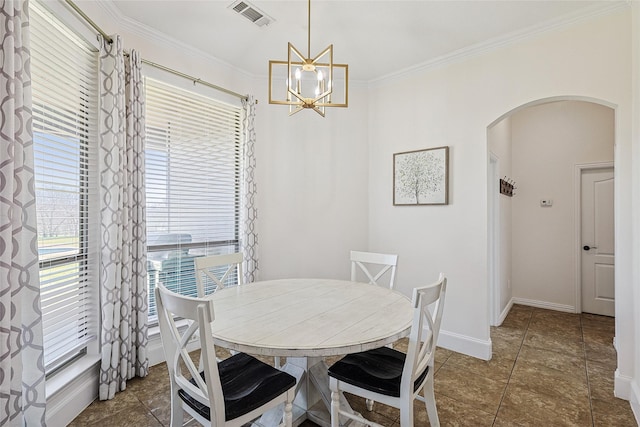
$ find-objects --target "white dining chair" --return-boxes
[350,250,398,290]
[328,273,447,427]
[194,252,244,297]
[194,253,284,368]
[351,249,400,411]
[155,283,296,427]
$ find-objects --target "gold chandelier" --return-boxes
[268,0,348,117]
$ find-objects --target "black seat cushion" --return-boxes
[327,346,429,398]
[178,352,296,421]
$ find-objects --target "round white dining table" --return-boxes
[208,278,413,427]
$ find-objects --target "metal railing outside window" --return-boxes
[144,78,243,321]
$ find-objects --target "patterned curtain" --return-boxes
[98,35,148,400]
[241,96,259,283]
[0,1,47,425]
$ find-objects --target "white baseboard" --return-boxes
[630,379,640,425]
[615,369,634,400]
[45,360,99,427]
[46,337,177,427]
[511,297,575,313]
[496,298,514,326]
[437,329,492,361]
[148,329,166,366]
[615,369,640,425]
[45,331,169,427]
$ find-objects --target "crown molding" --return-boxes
[91,0,121,23]
[94,0,255,80]
[368,1,630,87]
[93,0,628,86]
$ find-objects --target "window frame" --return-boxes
[30,0,101,376]
[143,76,244,322]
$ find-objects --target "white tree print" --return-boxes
[395,148,447,204]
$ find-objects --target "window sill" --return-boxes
[46,354,101,399]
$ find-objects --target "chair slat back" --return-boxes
[350,250,398,290]
[195,252,244,297]
[401,273,447,396]
[156,283,227,425]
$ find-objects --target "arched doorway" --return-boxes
[487,97,616,325]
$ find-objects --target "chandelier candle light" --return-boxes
[268,0,348,116]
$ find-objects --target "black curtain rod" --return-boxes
[64,0,249,102]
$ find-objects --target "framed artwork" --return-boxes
[393,146,449,205]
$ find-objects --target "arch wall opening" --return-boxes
[487,97,615,323]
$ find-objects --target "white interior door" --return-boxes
[581,167,614,316]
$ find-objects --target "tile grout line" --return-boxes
[133,386,165,426]
[491,308,533,427]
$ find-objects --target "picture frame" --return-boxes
[393,146,449,205]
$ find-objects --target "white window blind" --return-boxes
[144,78,242,319]
[31,1,99,373]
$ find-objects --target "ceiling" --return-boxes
[108,0,621,82]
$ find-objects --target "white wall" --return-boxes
[510,101,614,310]
[254,82,370,281]
[488,118,513,320]
[630,1,640,421]
[367,8,632,366]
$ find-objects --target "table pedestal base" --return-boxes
[259,357,364,427]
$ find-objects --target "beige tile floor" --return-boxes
[70,304,637,426]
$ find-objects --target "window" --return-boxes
[144,78,243,320]
[31,1,99,373]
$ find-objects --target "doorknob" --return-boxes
[583,245,597,251]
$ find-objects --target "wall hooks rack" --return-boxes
[500,177,516,197]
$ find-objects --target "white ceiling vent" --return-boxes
[229,1,274,27]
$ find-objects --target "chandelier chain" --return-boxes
[307,0,311,59]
